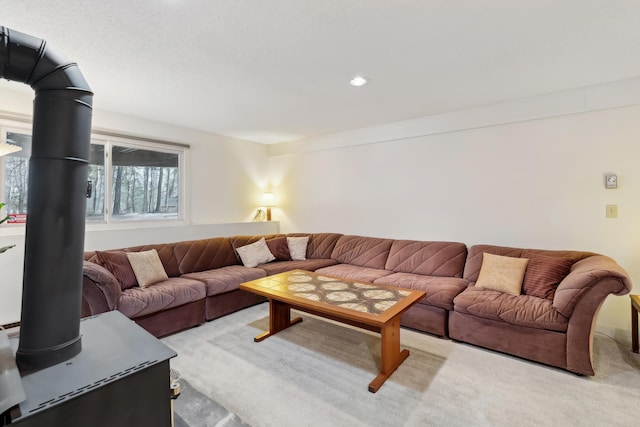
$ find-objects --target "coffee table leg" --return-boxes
[254,299,303,342]
[368,316,409,393]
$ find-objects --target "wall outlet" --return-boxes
[605,204,618,218]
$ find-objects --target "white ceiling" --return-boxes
[1,1,640,144]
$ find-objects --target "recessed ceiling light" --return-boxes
[349,76,368,87]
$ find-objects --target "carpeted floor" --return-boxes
[163,303,640,427]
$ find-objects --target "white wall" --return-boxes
[0,85,272,324]
[269,87,640,339]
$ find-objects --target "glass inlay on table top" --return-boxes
[254,271,413,315]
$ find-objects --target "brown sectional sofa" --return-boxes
[81,233,632,376]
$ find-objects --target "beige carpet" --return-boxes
[163,303,640,427]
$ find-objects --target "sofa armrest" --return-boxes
[553,255,632,318]
[551,255,632,375]
[81,260,122,316]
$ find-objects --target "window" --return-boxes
[1,128,186,224]
[3,131,31,223]
[110,144,180,220]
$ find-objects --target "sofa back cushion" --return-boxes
[287,233,343,259]
[464,245,593,298]
[385,240,467,277]
[174,237,238,274]
[330,235,393,269]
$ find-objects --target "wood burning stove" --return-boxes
[7,312,176,426]
[0,26,178,426]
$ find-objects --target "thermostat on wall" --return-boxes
[604,174,617,189]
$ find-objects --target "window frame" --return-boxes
[0,122,188,227]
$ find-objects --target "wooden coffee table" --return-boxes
[239,270,426,393]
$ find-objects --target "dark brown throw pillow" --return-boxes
[522,254,574,300]
[95,250,138,290]
[266,237,291,261]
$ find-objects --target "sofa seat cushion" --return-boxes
[117,277,206,318]
[182,265,266,296]
[374,273,468,310]
[259,259,339,276]
[453,286,569,332]
[315,264,392,283]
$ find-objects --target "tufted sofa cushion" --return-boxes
[374,273,467,310]
[330,235,393,269]
[182,265,266,297]
[117,276,206,318]
[174,237,239,274]
[385,240,467,278]
[453,286,569,331]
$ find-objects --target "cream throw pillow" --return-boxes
[237,238,276,268]
[287,236,309,260]
[475,253,529,296]
[126,249,169,288]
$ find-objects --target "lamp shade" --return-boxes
[261,192,276,207]
[0,142,22,157]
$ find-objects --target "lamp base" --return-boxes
[266,207,272,221]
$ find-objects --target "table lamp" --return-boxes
[262,192,276,221]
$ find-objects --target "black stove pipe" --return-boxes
[0,26,93,372]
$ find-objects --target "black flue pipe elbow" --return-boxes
[0,26,93,372]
